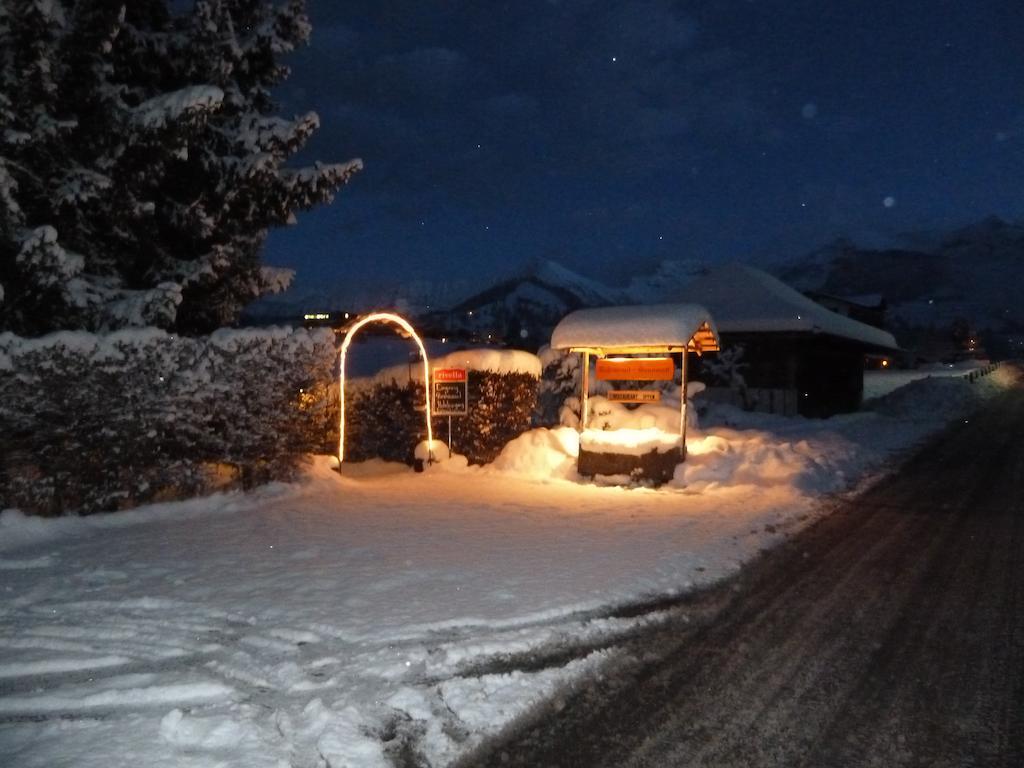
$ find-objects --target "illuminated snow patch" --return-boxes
[579,427,682,455]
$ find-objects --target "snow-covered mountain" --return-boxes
[625,258,708,303]
[418,259,627,346]
[776,216,1024,358]
[419,257,715,348]
[245,216,1023,359]
[424,217,1024,357]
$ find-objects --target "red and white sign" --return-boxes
[433,368,467,382]
[433,368,468,415]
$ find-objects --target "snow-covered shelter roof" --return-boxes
[551,303,719,353]
[676,264,899,351]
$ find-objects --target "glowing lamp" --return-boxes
[338,312,433,465]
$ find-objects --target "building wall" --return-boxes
[694,332,867,418]
[794,337,864,417]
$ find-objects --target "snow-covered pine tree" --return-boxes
[0,0,360,335]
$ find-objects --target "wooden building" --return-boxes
[677,265,900,418]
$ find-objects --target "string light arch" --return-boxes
[338,312,434,464]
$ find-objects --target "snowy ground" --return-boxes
[0,367,1013,768]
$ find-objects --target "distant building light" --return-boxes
[881,359,889,368]
[344,312,351,319]
[304,312,331,321]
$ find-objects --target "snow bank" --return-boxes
[488,426,579,479]
[677,428,845,492]
[863,362,984,401]
[867,367,1005,419]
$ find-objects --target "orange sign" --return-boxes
[596,357,675,381]
[607,389,661,404]
[433,368,467,382]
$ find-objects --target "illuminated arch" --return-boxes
[338,312,434,464]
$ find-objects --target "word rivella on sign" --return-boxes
[595,356,675,381]
[432,368,468,416]
[607,389,661,404]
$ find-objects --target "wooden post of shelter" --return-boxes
[580,350,590,431]
[679,350,688,459]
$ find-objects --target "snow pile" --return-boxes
[489,426,580,478]
[586,392,691,432]
[677,428,846,492]
[867,366,1005,419]
[863,362,982,400]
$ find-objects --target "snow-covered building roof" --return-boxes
[676,264,899,351]
[551,303,719,353]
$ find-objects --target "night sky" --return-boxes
[265,0,1024,302]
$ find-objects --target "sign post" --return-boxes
[432,368,468,454]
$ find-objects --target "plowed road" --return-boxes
[462,365,1024,768]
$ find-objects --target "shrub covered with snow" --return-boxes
[535,345,580,427]
[0,327,337,515]
[345,350,540,466]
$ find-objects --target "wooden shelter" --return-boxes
[677,265,901,417]
[551,304,720,484]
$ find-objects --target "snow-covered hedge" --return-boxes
[0,327,338,515]
[346,350,540,465]
[536,345,580,427]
